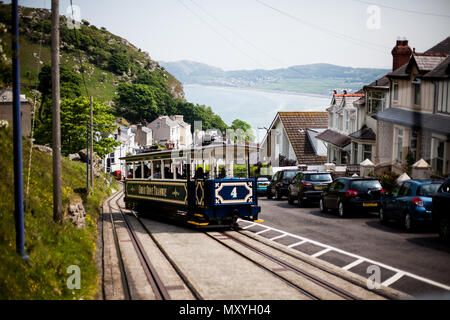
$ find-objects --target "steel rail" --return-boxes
[105,190,131,300]
[113,191,170,300]
[236,229,396,300]
[221,231,360,300]
[203,232,319,300]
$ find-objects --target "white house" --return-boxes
[147,115,192,149]
[104,126,138,177]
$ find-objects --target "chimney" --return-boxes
[391,38,412,71]
[175,115,184,122]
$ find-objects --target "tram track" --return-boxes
[103,189,201,300]
[235,228,401,300]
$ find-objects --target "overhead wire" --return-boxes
[350,0,450,19]
[254,0,391,55]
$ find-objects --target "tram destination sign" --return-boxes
[126,180,188,205]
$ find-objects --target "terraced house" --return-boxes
[373,37,450,177]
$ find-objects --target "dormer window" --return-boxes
[413,77,421,106]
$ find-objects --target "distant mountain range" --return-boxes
[160,60,390,96]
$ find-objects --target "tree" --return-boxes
[35,97,119,157]
[108,52,129,74]
[114,83,158,123]
[231,119,255,142]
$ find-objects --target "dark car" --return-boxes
[267,169,301,200]
[432,178,450,242]
[288,172,333,207]
[256,177,270,196]
[320,177,383,217]
[380,179,443,231]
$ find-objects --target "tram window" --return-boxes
[126,163,133,179]
[164,161,173,179]
[153,162,162,179]
[134,163,143,179]
[143,161,151,179]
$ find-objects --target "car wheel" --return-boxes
[403,212,414,231]
[275,189,282,200]
[338,201,345,218]
[319,198,327,213]
[439,218,450,242]
[379,208,388,224]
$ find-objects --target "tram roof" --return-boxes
[120,142,259,162]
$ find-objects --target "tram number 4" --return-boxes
[230,187,237,198]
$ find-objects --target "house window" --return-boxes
[396,128,403,163]
[392,82,399,103]
[363,144,372,161]
[109,152,115,164]
[345,110,350,131]
[340,151,348,165]
[413,78,421,106]
[436,81,450,114]
[368,91,385,114]
[352,142,358,164]
[156,122,160,129]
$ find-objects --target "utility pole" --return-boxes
[51,0,62,222]
[11,0,28,260]
[90,96,94,188]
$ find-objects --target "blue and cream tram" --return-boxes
[121,142,262,228]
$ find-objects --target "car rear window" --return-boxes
[350,180,382,192]
[283,171,299,180]
[305,173,332,182]
[417,183,442,197]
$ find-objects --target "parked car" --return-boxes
[256,176,270,196]
[288,172,333,207]
[267,169,301,200]
[432,178,450,242]
[380,179,443,231]
[320,177,383,217]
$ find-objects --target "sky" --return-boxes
[10,0,450,70]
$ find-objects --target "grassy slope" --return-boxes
[0,127,115,299]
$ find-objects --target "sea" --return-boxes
[183,84,330,142]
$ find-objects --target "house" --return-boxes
[316,91,365,165]
[259,111,328,166]
[103,126,138,176]
[147,115,192,149]
[373,36,450,176]
[132,123,153,147]
[0,89,32,136]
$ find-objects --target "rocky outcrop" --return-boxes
[66,201,86,229]
[33,144,52,155]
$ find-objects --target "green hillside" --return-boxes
[0,126,114,299]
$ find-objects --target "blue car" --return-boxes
[256,177,270,196]
[380,179,444,231]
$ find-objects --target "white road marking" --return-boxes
[270,234,287,241]
[342,258,365,271]
[241,223,256,229]
[255,228,271,235]
[239,219,450,291]
[311,247,332,258]
[287,240,307,248]
[382,272,406,287]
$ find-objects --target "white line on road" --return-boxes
[382,272,406,287]
[255,228,271,235]
[270,234,287,241]
[239,219,450,291]
[311,248,332,258]
[287,240,307,248]
[342,258,365,270]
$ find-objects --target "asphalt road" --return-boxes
[251,196,450,298]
